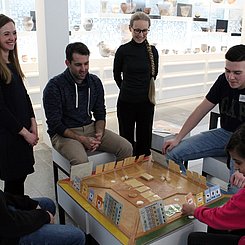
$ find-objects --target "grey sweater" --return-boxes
[43,68,106,138]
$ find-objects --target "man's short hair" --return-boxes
[225,44,245,62]
[65,42,90,63]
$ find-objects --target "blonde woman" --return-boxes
[113,12,159,158]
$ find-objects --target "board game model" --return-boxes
[70,156,222,244]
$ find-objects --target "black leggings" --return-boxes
[188,227,244,245]
[117,100,154,157]
[4,176,27,195]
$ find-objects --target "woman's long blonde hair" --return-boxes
[0,14,24,84]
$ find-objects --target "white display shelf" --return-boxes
[84,52,226,112]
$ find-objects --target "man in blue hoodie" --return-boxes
[43,42,132,166]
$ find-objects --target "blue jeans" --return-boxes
[19,198,85,245]
[166,128,233,174]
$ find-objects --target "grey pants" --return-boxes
[51,123,133,165]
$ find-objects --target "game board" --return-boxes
[70,156,222,244]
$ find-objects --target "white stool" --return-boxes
[52,148,115,200]
[202,156,230,183]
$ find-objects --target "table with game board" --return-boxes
[57,157,230,245]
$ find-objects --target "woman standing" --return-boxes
[113,12,159,158]
[0,14,38,195]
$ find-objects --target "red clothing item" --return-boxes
[239,237,245,245]
[194,188,245,245]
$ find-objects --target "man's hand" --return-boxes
[162,138,180,154]
[95,132,103,142]
[230,170,245,188]
[79,136,101,151]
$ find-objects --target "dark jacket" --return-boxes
[0,64,35,181]
[43,68,106,138]
[0,190,50,245]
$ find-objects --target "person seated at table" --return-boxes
[181,123,245,245]
[0,190,86,244]
[162,44,245,189]
[43,42,133,166]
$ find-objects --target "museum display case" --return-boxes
[68,0,243,111]
[0,0,244,121]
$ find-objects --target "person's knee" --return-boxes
[125,141,133,155]
[66,226,86,245]
[188,232,203,245]
[165,144,185,164]
[165,148,177,162]
[121,140,133,158]
[35,197,56,216]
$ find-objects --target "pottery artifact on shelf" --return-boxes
[97,41,115,57]
[156,2,172,16]
[83,18,93,31]
[180,5,191,17]
[213,0,223,3]
[120,3,127,13]
[22,16,34,31]
[143,7,151,14]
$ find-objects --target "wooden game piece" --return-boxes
[124,156,135,166]
[116,160,123,168]
[108,161,116,170]
[135,185,150,193]
[141,190,155,198]
[95,164,104,174]
[73,176,81,191]
[185,192,196,206]
[81,183,88,198]
[160,175,166,181]
[200,175,206,186]
[210,185,221,200]
[205,188,212,203]
[139,200,166,232]
[125,179,144,187]
[196,192,204,207]
[140,173,154,181]
[121,176,125,181]
[124,175,129,180]
[174,164,181,174]
[96,195,103,210]
[192,171,200,183]
[168,160,176,171]
[88,188,95,202]
[186,170,193,180]
[136,154,145,163]
[128,193,138,198]
[103,162,110,172]
[136,200,144,206]
[166,177,171,182]
[148,194,161,202]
